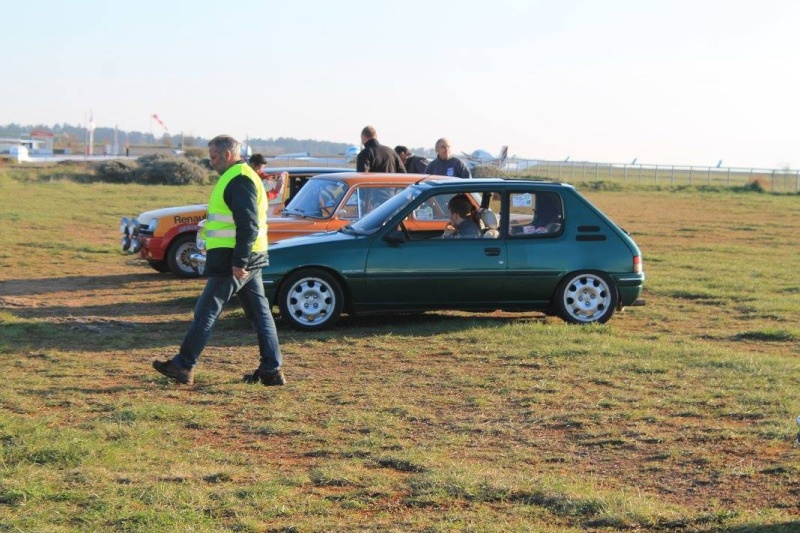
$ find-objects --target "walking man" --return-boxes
[153,135,285,386]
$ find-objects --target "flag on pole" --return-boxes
[151,113,169,132]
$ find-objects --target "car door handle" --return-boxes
[484,247,501,256]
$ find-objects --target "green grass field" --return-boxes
[0,164,798,531]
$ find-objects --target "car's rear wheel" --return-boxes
[166,234,199,278]
[555,271,617,324]
[278,268,343,331]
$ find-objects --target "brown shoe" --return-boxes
[153,359,194,385]
[244,368,286,387]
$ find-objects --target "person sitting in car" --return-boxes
[442,194,480,239]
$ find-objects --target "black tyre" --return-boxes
[147,260,171,273]
[278,268,344,331]
[166,233,199,278]
[555,271,618,324]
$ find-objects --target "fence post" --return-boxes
[596,163,599,180]
[727,168,731,185]
[654,165,658,184]
[623,164,627,181]
[671,166,675,184]
[771,170,775,193]
[689,167,693,185]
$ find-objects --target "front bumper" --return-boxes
[189,252,206,276]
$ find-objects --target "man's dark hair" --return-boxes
[448,194,473,218]
[249,153,267,166]
[394,145,409,156]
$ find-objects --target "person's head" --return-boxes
[435,138,451,161]
[360,125,377,146]
[447,193,473,222]
[248,153,267,173]
[208,135,241,175]
[394,145,410,164]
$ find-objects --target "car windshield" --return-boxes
[282,178,348,218]
[347,184,424,235]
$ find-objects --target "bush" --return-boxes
[472,165,509,178]
[136,154,212,185]
[95,159,140,183]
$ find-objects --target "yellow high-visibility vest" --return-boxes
[204,163,268,252]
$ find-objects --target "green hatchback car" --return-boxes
[263,177,645,330]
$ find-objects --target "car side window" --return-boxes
[407,191,502,240]
[508,191,563,237]
[339,186,400,220]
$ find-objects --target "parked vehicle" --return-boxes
[259,177,645,330]
[119,167,351,277]
[190,172,444,275]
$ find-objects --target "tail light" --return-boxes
[633,255,643,274]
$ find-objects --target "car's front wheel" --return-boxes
[147,260,171,273]
[278,268,344,331]
[167,234,199,278]
[555,271,618,324]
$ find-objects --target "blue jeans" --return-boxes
[173,268,282,373]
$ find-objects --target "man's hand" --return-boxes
[233,266,248,280]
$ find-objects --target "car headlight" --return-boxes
[195,220,207,252]
[147,218,158,233]
[129,218,140,236]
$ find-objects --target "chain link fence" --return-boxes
[504,159,800,194]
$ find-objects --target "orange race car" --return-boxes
[119,167,351,277]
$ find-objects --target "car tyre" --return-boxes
[555,271,617,324]
[278,268,344,331]
[166,234,199,278]
[147,260,171,273]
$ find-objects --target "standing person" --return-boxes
[425,138,472,179]
[394,145,430,174]
[248,153,286,205]
[356,125,407,173]
[153,135,285,387]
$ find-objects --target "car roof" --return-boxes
[301,172,449,185]
[413,177,576,190]
[265,167,353,174]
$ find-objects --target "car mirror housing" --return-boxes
[383,230,407,244]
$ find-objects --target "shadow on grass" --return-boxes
[1,307,550,353]
[0,272,196,296]
[721,524,800,533]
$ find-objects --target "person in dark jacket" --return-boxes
[394,145,430,174]
[425,137,472,179]
[442,194,480,238]
[153,135,284,387]
[356,126,407,173]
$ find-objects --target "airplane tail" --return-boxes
[498,146,508,163]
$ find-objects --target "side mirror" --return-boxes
[383,230,407,244]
